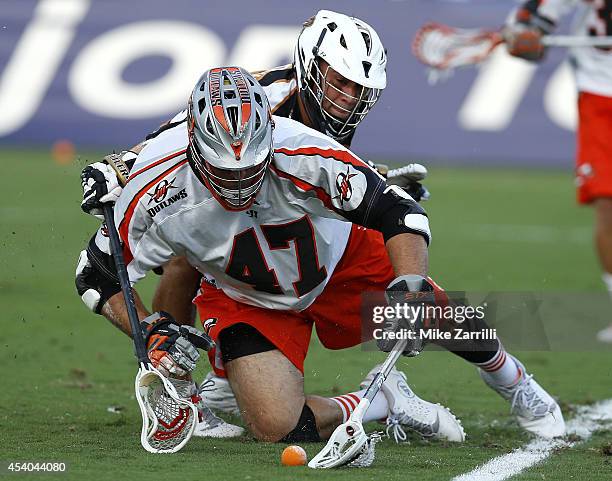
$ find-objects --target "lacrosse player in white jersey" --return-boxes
[505,1,612,343]
[77,10,467,443]
[80,66,564,446]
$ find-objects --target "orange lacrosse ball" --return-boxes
[281,445,307,466]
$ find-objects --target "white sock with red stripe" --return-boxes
[476,347,522,387]
[331,390,389,423]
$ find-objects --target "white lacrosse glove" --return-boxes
[379,163,430,202]
[81,162,123,219]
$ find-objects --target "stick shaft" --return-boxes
[102,204,149,363]
[351,338,408,421]
[362,338,407,402]
[542,35,612,47]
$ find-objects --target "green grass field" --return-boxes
[1,148,611,480]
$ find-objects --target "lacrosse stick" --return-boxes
[308,338,408,469]
[413,22,612,80]
[102,204,199,453]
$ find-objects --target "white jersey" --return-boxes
[115,116,430,312]
[518,0,612,96]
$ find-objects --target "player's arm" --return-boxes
[322,157,438,357]
[335,156,432,356]
[80,109,199,324]
[81,158,199,323]
[76,169,205,378]
[385,232,428,277]
[101,290,150,336]
[75,233,203,379]
[151,257,201,325]
[75,226,149,334]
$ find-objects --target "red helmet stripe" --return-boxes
[212,104,230,134]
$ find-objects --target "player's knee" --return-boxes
[248,409,301,442]
[278,404,320,443]
[248,404,320,443]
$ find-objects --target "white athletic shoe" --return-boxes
[596,324,612,343]
[199,371,240,415]
[361,366,465,442]
[193,404,244,438]
[479,355,565,439]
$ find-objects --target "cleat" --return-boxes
[361,366,465,442]
[199,371,240,415]
[479,355,566,439]
[193,404,244,438]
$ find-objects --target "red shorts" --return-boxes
[194,225,395,376]
[576,91,612,204]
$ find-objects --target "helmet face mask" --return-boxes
[294,10,387,142]
[190,140,272,209]
[305,58,382,140]
[188,67,273,210]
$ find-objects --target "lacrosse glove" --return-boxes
[504,24,546,61]
[80,162,123,219]
[80,151,137,219]
[376,163,431,202]
[376,275,438,357]
[504,6,555,62]
[141,312,215,379]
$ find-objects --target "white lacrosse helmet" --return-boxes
[188,67,274,210]
[294,10,387,141]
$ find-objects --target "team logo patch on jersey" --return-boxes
[145,178,188,217]
[334,168,358,205]
[147,178,178,205]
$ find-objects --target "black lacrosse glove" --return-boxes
[403,182,430,203]
[376,275,436,357]
[80,163,122,219]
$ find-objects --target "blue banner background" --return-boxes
[0,0,577,166]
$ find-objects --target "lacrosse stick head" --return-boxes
[308,419,367,469]
[135,364,198,453]
[412,22,503,81]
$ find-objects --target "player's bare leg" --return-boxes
[594,197,612,342]
[225,349,343,441]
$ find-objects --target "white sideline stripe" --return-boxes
[452,399,612,481]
